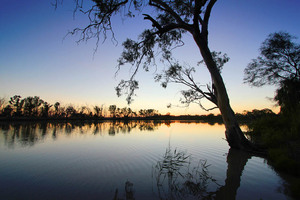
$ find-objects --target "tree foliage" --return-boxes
[154,51,229,111]
[55,0,256,150]
[55,0,220,106]
[275,79,300,113]
[244,32,300,87]
[245,32,300,113]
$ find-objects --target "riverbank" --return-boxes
[245,111,300,198]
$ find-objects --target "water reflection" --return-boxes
[0,121,291,199]
[0,123,46,147]
[152,146,253,200]
[152,144,219,199]
[214,148,251,200]
[0,121,171,148]
[113,181,135,200]
[112,146,253,200]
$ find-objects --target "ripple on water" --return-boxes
[0,122,293,200]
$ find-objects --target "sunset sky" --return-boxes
[1,0,300,115]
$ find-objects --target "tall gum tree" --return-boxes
[56,0,256,151]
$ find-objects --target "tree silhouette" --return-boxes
[57,0,255,150]
[155,51,229,111]
[93,105,101,117]
[9,95,24,116]
[79,105,91,117]
[34,96,44,116]
[245,32,300,113]
[66,105,76,117]
[120,107,133,118]
[1,95,172,120]
[2,105,13,117]
[23,97,35,116]
[54,102,60,116]
[138,109,159,117]
[275,79,300,113]
[41,101,53,117]
[109,105,117,118]
[244,32,300,87]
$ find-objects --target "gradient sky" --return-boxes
[1,0,300,115]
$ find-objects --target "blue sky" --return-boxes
[1,0,300,115]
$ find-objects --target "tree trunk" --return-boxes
[194,36,254,150]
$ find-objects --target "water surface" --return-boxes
[0,121,291,199]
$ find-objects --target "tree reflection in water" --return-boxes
[0,122,269,199]
[152,147,253,200]
[112,146,252,200]
[214,148,251,200]
[113,181,135,200]
[0,121,168,148]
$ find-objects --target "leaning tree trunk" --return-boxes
[194,36,254,150]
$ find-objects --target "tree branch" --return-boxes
[202,0,217,40]
[150,0,186,25]
[143,14,193,35]
[203,0,217,27]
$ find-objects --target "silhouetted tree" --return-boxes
[274,79,300,113]
[41,101,52,117]
[146,109,158,117]
[2,105,13,117]
[109,105,117,118]
[54,102,60,116]
[138,109,159,117]
[155,52,229,111]
[120,107,133,118]
[244,32,300,87]
[243,109,275,120]
[79,106,89,116]
[245,32,300,114]
[93,105,101,117]
[23,97,35,116]
[59,106,66,118]
[32,96,43,116]
[66,105,76,117]
[9,95,24,116]
[99,104,104,117]
[58,0,254,150]
[116,107,121,117]
[139,109,145,117]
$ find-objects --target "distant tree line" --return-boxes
[0,95,162,120]
[0,95,277,123]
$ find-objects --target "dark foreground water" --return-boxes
[0,121,293,199]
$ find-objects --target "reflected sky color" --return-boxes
[1,0,300,115]
[0,121,289,199]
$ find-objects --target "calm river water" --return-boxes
[0,121,293,200]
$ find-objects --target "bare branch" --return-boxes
[156,61,219,110]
